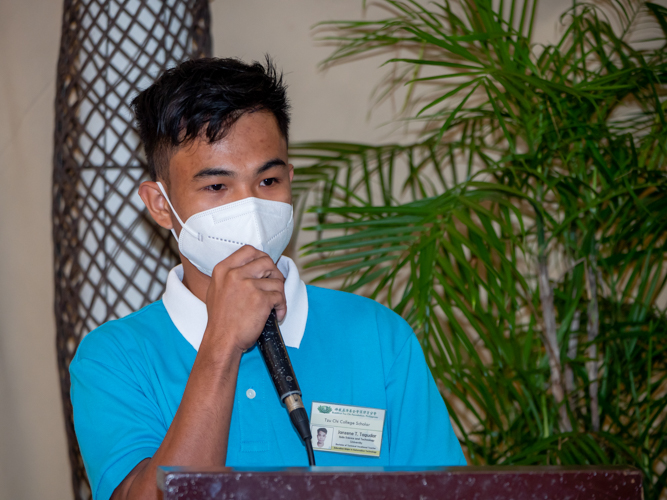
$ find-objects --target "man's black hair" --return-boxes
[131,56,290,181]
[317,428,327,435]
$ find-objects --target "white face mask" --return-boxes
[156,182,294,276]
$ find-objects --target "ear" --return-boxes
[288,163,294,182]
[138,181,175,231]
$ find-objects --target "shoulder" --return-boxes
[305,285,415,373]
[73,300,171,365]
[306,285,411,331]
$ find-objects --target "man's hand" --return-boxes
[203,245,287,355]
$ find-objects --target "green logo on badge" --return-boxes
[318,405,332,414]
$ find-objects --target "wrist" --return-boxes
[196,332,244,374]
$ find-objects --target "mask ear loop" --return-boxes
[156,182,198,242]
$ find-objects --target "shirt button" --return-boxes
[246,388,256,399]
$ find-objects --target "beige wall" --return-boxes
[0,0,71,499]
[0,0,580,498]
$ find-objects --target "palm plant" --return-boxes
[291,1,667,498]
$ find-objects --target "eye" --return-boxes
[206,184,224,191]
[260,178,278,187]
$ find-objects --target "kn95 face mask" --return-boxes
[156,182,294,276]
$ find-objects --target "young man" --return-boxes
[70,57,465,500]
[316,428,328,448]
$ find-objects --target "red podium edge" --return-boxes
[158,465,643,500]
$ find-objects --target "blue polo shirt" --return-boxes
[70,285,465,500]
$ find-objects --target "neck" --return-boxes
[180,256,211,303]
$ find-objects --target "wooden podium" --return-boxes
[158,465,642,499]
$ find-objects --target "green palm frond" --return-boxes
[293,1,667,498]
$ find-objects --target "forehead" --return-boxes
[167,111,287,180]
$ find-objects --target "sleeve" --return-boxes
[384,325,466,466]
[70,334,166,500]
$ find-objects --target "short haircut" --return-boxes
[131,56,290,181]
[317,428,327,435]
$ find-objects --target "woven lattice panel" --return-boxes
[52,1,211,498]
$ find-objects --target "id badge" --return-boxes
[310,401,386,457]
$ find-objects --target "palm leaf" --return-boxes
[294,1,667,497]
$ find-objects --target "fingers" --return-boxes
[241,257,284,280]
[255,281,288,322]
[223,245,274,270]
[253,277,285,292]
[213,246,283,281]
[274,300,287,323]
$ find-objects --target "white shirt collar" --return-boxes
[162,256,308,350]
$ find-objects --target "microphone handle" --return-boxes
[256,310,301,400]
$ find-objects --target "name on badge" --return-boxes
[310,401,385,457]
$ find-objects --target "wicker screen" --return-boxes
[52,1,211,498]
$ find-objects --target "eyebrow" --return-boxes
[256,158,287,175]
[193,158,287,180]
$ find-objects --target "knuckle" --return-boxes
[212,260,228,274]
[223,270,236,283]
[268,278,284,291]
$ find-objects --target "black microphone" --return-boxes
[256,309,315,466]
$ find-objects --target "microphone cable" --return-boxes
[305,439,316,467]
